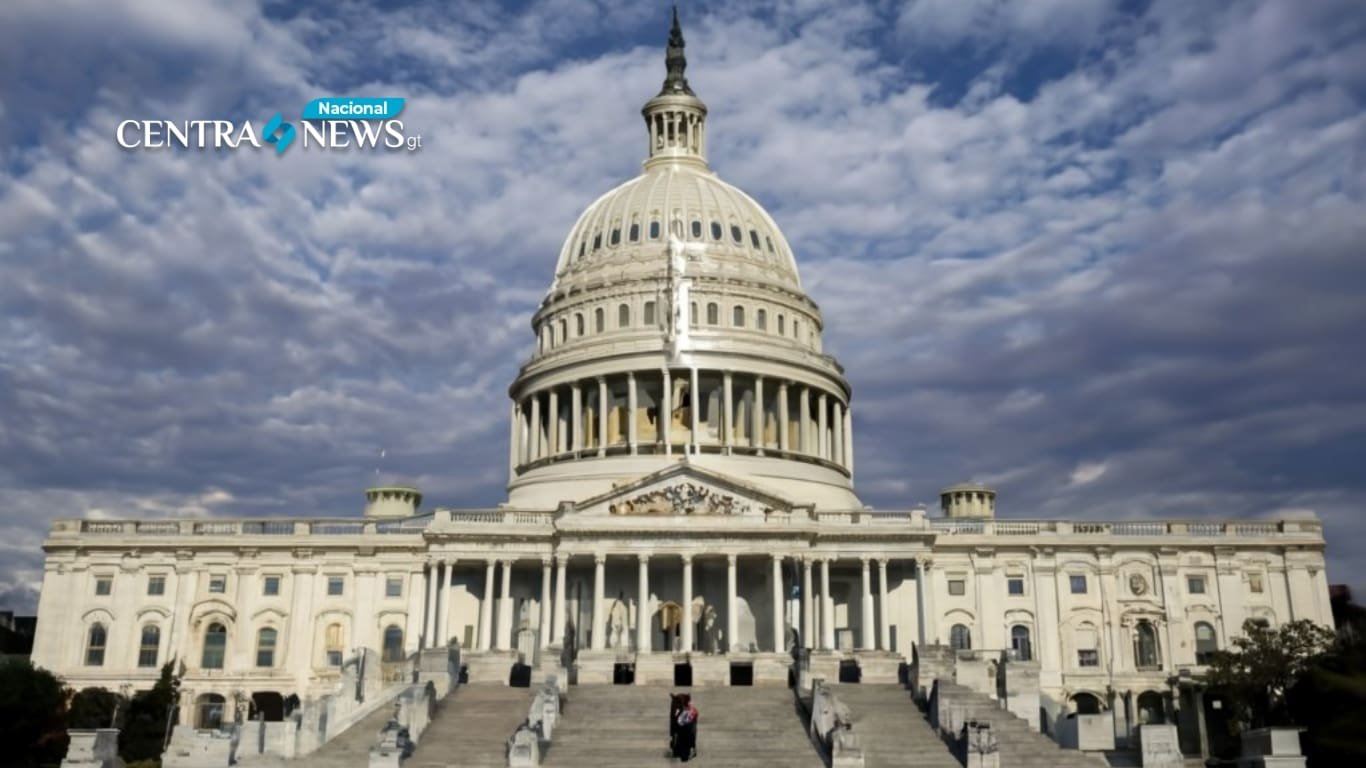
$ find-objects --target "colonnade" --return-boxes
[420,553,903,655]
[509,369,853,474]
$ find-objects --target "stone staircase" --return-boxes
[933,682,1108,768]
[830,684,961,768]
[235,698,398,768]
[405,684,537,768]
[542,685,823,767]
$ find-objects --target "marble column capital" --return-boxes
[638,552,651,564]
[541,556,552,567]
[726,553,738,566]
[594,553,607,565]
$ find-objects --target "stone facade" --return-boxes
[28,12,1335,756]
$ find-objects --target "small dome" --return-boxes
[548,167,802,296]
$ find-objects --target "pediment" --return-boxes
[566,462,801,518]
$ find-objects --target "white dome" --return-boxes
[549,164,802,296]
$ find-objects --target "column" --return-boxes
[799,386,811,454]
[627,372,638,453]
[877,559,891,651]
[917,559,938,646]
[508,402,519,475]
[833,401,845,466]
[540,558,553,649]
[571,383,583,452]
[637,555,651,652]
[820,558,835,650]
[844,406,855,475]
[596,377,608,457]
[496,560,513,651]
[689,367,700,454]
[661,369,672,454]
[753,375,765,453]
[777,382,789,452]
[817,393,829,460]
[860,558,874,651]
[552,555,568,647]
[772,556,785,652]
[529,393,542,461]
[548,388,560,456]
[722,372,734,450]
[592,555,606,651]
[479,561,495,651]
[425,560,440,649]
[802,558,814,649]
[726,554,739,653]
[440,558,454,647]
[681,555,695,652]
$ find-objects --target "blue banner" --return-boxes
[301,97,405,120]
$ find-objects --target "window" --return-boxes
[649,220,661,240]
[732,305,745,327]
[385,576,403,598]
[777,315,785,335]
[575,314,584,337]
[690,302,698,327]
[256,627,277,668]
[208,575,226,594]
[1070,574,1088,594]
[1250,618,1271,629]
[197,694,226,730]
[1072,692,1102,714]
[690,220,702,239]
[594,308,605,333]
[615,302,631,328]
[1007,577,1025,596]
[1188,576,1206,594]
[138,624,160,668]
[94,577,112,596]
[1136,620,1160,669]
[766,236,775,253]
[382,625,405,662]
[756,309,767,331]
[1011,625,1032,661]
[793,319,801,340]
[86,623,107,666]
[706,303,719,325]
[578,241,585,259]
[628,223,640,242]
[1078,649,1099,667]
[147,575,166,596]
[327,576,344,596]
[948,579,966,596]
[610,227,620,246]
[710,221,722,240]
[750,229,761,248]
[1195,622,1218,665]
[592,233,601,250]
[1076,625,1100,667]
[643,301,656,326]
[950,623,972,650]
[730,224,743,243]
[201,623,226,669]
[325,623,344,667]
[1248,573,1264,594]
[263,576,280,596]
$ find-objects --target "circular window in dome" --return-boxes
[710,222,722,240]
[730,224,742,243]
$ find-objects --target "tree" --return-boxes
[67,686,127,730]
[120,661,181,763]
[0,658,70,768]
[1206,618,1336,728]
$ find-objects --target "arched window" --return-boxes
[690,220,702,239]
[1010,625,1032,661]
[628,222,640,242]
[1194,622,1218,665]
[201,622,226,669]
[950,623,972,650]
[617,304,630,328]
[558,319,567,344]
[592,233,601,251]
[649,221,660,240]
[710,221,722,240]
[732,305,745,327]
[777,314,785,335]
[325,623,344,667]
[793,319,801,340]
[766,236,775,253]
[594,308,604,333]
[609,227,621,246]
[1137,691,1165,724]
[706,303,719,325]
[643,301,656,326]
[197,693,226,730]
[1135,620,1160,669]
[750,229,761,249]
[382,625,405,662]
[256,627,278,668]
[1072,692,1102,715]
[690,302,698,327]
[730,224,743,243]
[1076,624,1100,667]
[138,624,160,668]
[756,309,767,331]
[575,313,584,337]
[86,623,107,666]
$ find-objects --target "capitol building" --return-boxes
[30,13,1332,759]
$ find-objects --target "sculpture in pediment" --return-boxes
[608,482,757,516]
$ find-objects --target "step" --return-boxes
[406,684,537,768]
[831,684,961,768]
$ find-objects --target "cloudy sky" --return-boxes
[1,0,1363,613]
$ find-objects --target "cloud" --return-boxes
[1,0,1364,613]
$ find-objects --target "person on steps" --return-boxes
[673,693,698,762]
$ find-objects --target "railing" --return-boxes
[71,519,428,536]
[445,510,555,526]
[926,518,1323,538]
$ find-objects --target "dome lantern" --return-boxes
[641,7,708,170]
